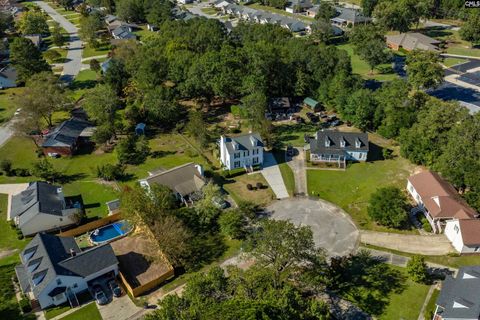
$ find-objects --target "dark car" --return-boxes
[109,280,122,298]
[93,285,108,305]
[286,145,294,157]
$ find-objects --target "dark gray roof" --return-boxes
[269,97,291,112]
[42,118,92,148]
[17,233,81,297]
[310,131,369,155]
[17,233,117,299]
[224,133,264,154]
[0,66,17,82]
[11,182,67,227]
[112,25,137,40]
[333,7,370,24]
[58,244,118,278]
[436,266,480,318]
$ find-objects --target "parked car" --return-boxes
[93,285,108,305]
[109,280,122,298]
[286,145,294,157]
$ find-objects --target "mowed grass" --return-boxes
[61,303,101,320]
[443,57,467,67]
[82,43,111,59]
[424,289,440,320]
[0,88,24,124]
[272,150,295,197]
[69,69,98,101]
[44,304,71,320]
[337,44,399,81]
[307,156,416,232]
[224,173,275,207]
[423,28,480,57]
[0,194,28,251]
[379,266,430,320]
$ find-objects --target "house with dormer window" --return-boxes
[219,133,264,171]
[434,266,480,319]
[309,131,369,168]
[15,233,118,310]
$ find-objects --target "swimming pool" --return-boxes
[90,220,132,244]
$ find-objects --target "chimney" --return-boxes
[69,248,76,257]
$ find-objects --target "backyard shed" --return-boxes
[135,123,146,135]
[303,97,321,111]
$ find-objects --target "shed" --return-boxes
[135,123,146,135]
[303,97,320,111]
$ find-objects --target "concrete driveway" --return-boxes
[267,198,359,257]
[0,183,29,220]
[34,1,83,83]
[287,147,306,196]
[97,295,142,320]
[360,231,455,255]
[260,152,289,199]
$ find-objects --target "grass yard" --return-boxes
[423,28,480,58]
[44,304,71,320]
[247,3,314,23]
[201,7,218,15]
[0,88,23,124]
[272,150,295,197]
[0,194,28,251]
[273,122,316,147]
[424,289,440,320]
[223,173,275,207]
[133,26,156,41]
[0,263,35,320]
[307,149,416,232]
[61,303,101,320]
[337,44,399,81]
[82,43,111,59]
[69,69,98,101]
[379,266,430,320]
[442,57,467,67]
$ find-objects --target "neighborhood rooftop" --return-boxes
[310,131,369,156]
[223,132,264,153]
[42,118,93,148]
[386,32,440,51]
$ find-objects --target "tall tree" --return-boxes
[10,37,50,83]
[15,72,67,129]
[51,21,65,47]
[406,50,443,90]
[78,12,104,48]
[17,11,49,35]
[460,10,480,45]
[116,0,145,23]
[103,58,130,96]
[367,186,409,228]
[186,110,209,148]
[406,256,428,283]
[144,0,173,26]
[361,0,379,16]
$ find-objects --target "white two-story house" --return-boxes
[219,133,264,171]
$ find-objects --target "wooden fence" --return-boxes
[118,267,175,297]
[59,213,122,237]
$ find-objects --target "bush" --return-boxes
[367,186,409,228]
[256,182,263,189]
[421,217,432,232]
[407,256,428,283]
[116,135,151,165]
[377,65,393,74]
[0,159,12,175]
[19,297,31,313]
[218,209,245,239]
[246,183,253,191]
[96,163,125,181]
[382,148,393,160]
[9,220,16,229]
[13,168,30,177]
[44,49,61,63]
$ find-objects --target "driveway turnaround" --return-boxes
[261,152,289,199]
[360,231,455,255]
[34,1,83,83]
[267,198,359,257]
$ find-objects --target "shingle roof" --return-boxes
[386,32,440,51]
[42,118,92,148]
[10,182,68,228]
[458,220,480,246]
[310,131,369,155]
[436,266,480,318]
[16,233,117,299]
[223,133,264,154]
[408,171,477,220]
[333,7,370,24]
[143,163,206,197]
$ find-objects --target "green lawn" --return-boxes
[424,289,440,320]
[69,69,98,101]
[201,7,218,15]
[443,57,467,67]
[224,173,275,207]
[423,28,480,57]
[0,194,28,251]
[0,262,35,320]
[61,303,101,320]
[337,44,399,81]
[43,48,68,64]
[44,304,71,320]
[272,150,295,197]
[307,152,416,232]
[0,88,24,124]
[133,26,156,41]
[82,43,111,59]
[379,266,430,320]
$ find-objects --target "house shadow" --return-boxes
[83,202,100,210]
[366,142,385,162]
[117,251,151,285]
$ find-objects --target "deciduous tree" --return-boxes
[10,37,50,84]
[367,186,409,228]
[406,50,443,90]
[17,11,49,35]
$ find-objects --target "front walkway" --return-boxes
[0,183,29,220]
[360,231,455,256]
[260,152,289,199]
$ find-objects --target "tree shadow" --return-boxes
[150,150,176,158]
[58,172,87,184]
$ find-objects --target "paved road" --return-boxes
[287,147,306,196]
[261,152,289,199]
[267,198,359,257]
[360,231,455,256]
[34,1,83,83]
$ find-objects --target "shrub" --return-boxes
[367,186,409,228]
[407,256,428,283]
[421,218,432,233]
[44,49,61,63]
[9,220,16,229]
[96,163,125,181]
[246,184,253,191]
[13,168,30,177]
[19,297,31,313]
[256,182,263,189]
[0,159,12,175]
[218,209,245,239]
[382,148,393,160]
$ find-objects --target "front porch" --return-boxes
[411,205,443,233]
[310,153,346,169]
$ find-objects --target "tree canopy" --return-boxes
[367,186,409,228]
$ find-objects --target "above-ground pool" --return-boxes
[90,220,133,244]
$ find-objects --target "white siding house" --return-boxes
[219,133,264,170]
[445,219,480,254]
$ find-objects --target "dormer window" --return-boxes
[250,136,257,147]
[233,141,239,150]
[32,270,47,286]
[23,246,37,262]
[355,138,362,149]
[27,258,42,273]
[340,137,346,148]
[324,136,331,147]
